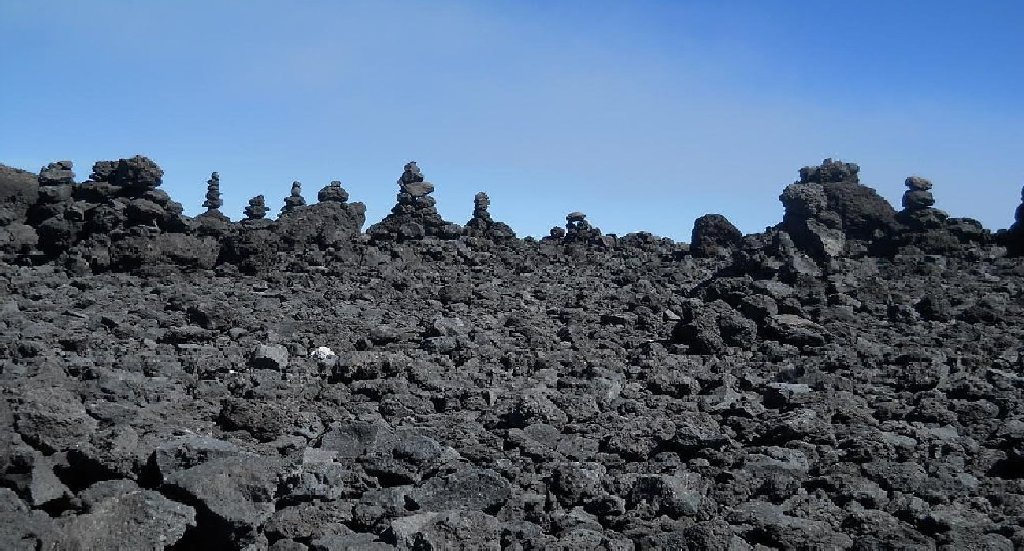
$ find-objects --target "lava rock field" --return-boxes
[1,157,1023,550]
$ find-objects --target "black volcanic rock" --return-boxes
[690,213,742,257]
[243,195,268,220]
[367,162,458,241]
[779,158,898,258]
[1004,185,1024,256]
[277,182,366,251]
[464,192,516,240]
[280,181,306,214]
[0,154,1020,550]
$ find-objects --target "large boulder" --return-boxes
[779,159,898,258]
[690,213,742,257]
[278,196,366,249]
[109,233,220,271]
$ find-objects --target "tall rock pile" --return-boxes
[464,192,515,240]
[281,181,306,214]
[368,162,459,241]
[196,172,230,232]
[563,212,603,244]
[779,158,898,258]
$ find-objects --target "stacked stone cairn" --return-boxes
[244,195,268,220]
[318,181,350,203]
[281,181,306,214]
[367,162,459,241]
[464,192,516,240]
[564,211,603,244]
[898,176,947,230]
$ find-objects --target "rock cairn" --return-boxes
[202,172,223,212]
[367,162,458,241]
[243,195,268,220]
[691,214,742,257]
[564,211,602,243]
[898,176,947,230]
[281,181,306,214]
[464,192,515,240]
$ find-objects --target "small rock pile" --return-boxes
[368,162,459,241]
[464,192,515,240]
[281,181,306,214]
[277,180,366,252]
[898,176,946,229]
[563,211,603,244]
[318,180,350,203]
[243,195,268,220]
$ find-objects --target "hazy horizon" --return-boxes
[2,1,1022,239]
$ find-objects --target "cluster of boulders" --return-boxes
[1006,185,1024,256]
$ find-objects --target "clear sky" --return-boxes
[2,1,1022,239]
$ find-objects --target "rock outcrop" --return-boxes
[1007,185,1024,256]
[779,158,898,258]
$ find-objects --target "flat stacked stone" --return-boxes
[464,192,515,240]
[281,181,306,214]
[367,162,459,241]
[898,176,947,230]
[202,172,223,211]
[244,195,268,220]
[564,212,602,244]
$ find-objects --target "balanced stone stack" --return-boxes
[464,192,516,240]
[244,195,268,220]
[367,162,459,241]
[898,176,947,230]
[563,211,603,244]
[281,181,306,214]
[196,172,230,227]
[318,180,350,203]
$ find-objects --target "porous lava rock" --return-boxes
[280,181,306,214]
[779,158,898,258]
[0,153,1021,550]
[690,213,742,257]
[1007,185,1024,256]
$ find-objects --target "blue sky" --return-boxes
[2,1,1022,238]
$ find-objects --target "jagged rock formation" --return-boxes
[690,214,742,257]
[779,158,898,259]
[464,192,515,240]
[281,181,306,214]
[368,162,460,241]
[1,154,1023,549]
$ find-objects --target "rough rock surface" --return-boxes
[1,154,1023,549]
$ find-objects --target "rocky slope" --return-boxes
[1,156,1023,550]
